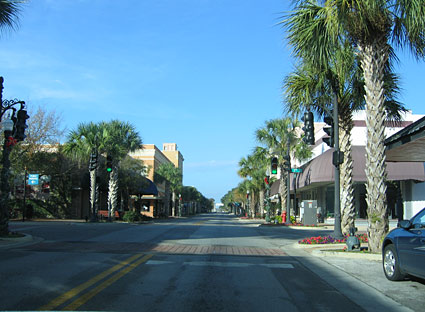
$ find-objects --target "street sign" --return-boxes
[28,174,39,185]
[291,168,302,173]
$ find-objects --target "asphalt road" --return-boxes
[0,213,423,311]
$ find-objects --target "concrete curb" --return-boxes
[293,242,381,261]
[0,234,43,249]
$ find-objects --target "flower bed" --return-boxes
[298,234,368,245]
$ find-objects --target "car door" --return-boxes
[398,209,425,278]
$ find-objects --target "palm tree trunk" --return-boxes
[172,191,176,217]
[90,169,96,219]
[259,189,265,218]
[108,167,119,220]
[339,109,355,235]
[359,38,389,253]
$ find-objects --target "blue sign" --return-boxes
[28,174,39,185]
[291,168,303,173]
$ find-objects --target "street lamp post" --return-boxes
[0,77,28,235]
[0,115,15,234]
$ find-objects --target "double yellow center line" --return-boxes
[38,253,153,311]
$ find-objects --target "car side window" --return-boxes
[411,209,425,228]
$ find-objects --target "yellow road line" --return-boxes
[63,254,153,311]
[38,253,145,311]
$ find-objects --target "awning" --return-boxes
[137,177,158,196]
[385,115,425,162]
[270,146,425,195]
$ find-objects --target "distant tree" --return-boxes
[256,117,311,215]
[102,120,142,219]
[63,122,103,219]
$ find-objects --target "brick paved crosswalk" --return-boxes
[23,241,286,256]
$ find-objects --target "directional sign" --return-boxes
[291,168,303,173]
[28,174,39,185]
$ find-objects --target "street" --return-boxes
[1,213,424,311]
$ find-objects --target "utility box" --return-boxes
[301,200,317,226]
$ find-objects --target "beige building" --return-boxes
[129,143,184,217]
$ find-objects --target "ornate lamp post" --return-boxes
[0,77,28,235]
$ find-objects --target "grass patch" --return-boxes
[0,232,25,238]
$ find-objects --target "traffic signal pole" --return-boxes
[333,96,343,239]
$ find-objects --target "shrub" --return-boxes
[122,211,140,223]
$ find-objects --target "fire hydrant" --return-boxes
[282,211,287,223]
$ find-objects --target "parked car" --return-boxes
[382,207,425,281]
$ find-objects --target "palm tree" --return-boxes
[284,39,366,235]
[251,147,270,218]
[256,117,312,216]
[238,155,260,218]
[102,120,142,219]
[63,122,103,220]
[282,0,421,251]
[155,162,182,217]
[0,0,23,32]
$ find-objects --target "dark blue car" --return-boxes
[382,207,425,281]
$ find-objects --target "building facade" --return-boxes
[271,111,425,222]
[129,143,184,218]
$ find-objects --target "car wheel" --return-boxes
[383,244,406,281]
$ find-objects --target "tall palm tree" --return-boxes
[251,146,270,217]
[256,117,312,215]
[102,120,142,219]
[63,122,103,220]
[0,0,23,32]
[155,162,182,217]
[284,40,365,235]
[282,0,421,251]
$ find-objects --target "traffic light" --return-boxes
[106,155,113,172]
[283,155,291,172]
[89,150,98,171]
[323,111,334,147]
[302,111,315,145]
[14,108,29,142]
[270,157,278,175]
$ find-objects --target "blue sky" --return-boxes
[1,0,425,203]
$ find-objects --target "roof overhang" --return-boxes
[385,116,425,162]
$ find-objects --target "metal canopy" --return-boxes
[385,115,425,162]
